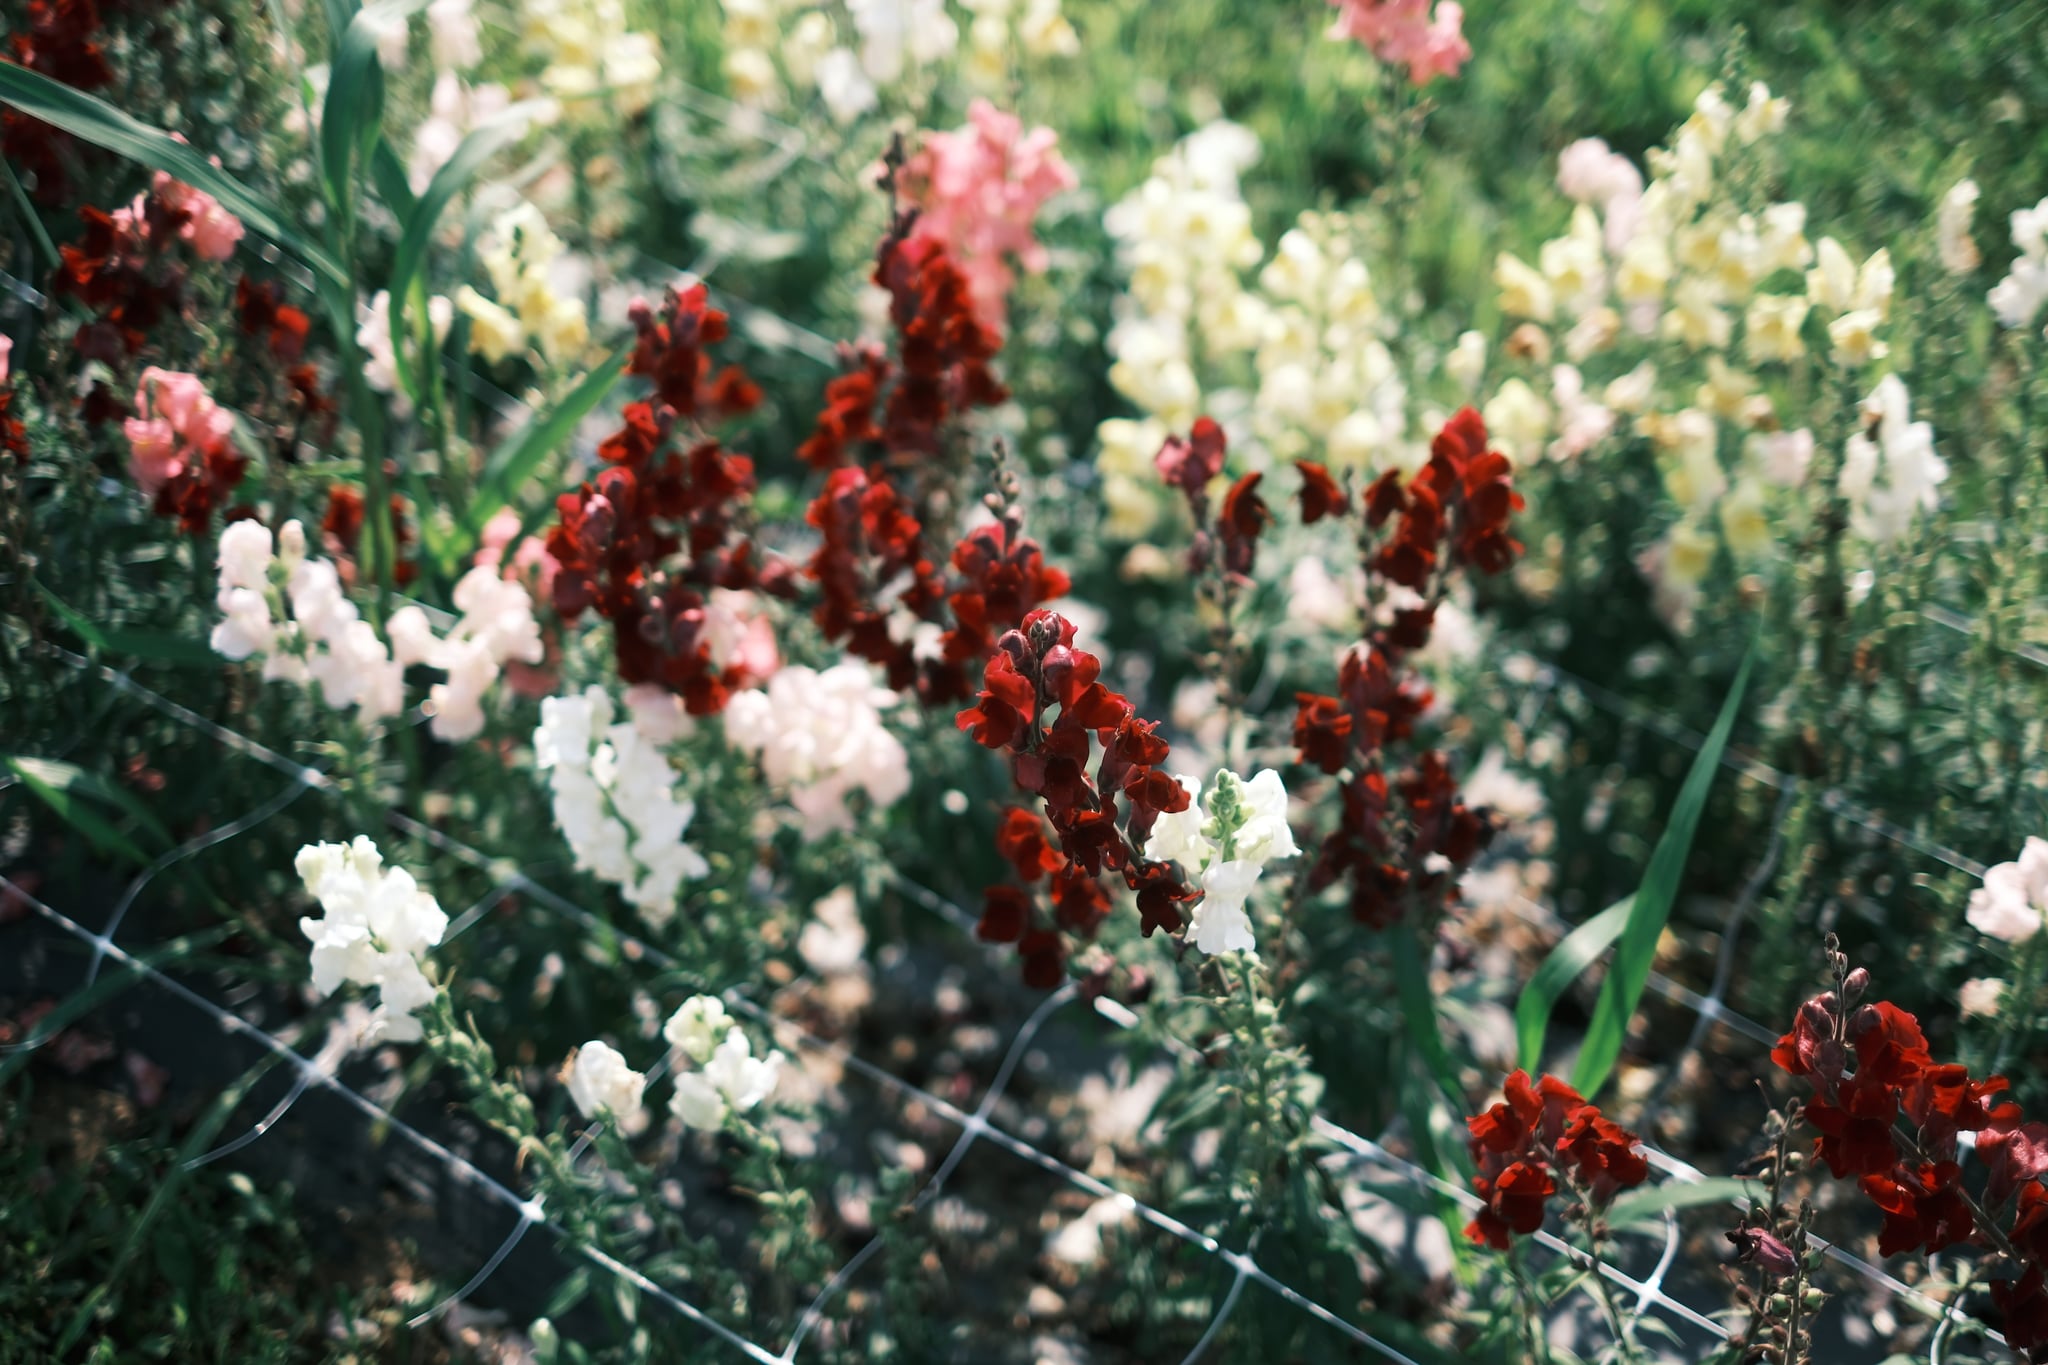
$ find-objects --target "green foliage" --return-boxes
[1573,644,1755,1098]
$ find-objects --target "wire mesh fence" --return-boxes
[3,632,2018,1360]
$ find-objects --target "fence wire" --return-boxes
[5,639,2023,1361]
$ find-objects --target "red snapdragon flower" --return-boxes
[1770,970,2048,1345]
[1295,460,1348,524]
[1860,1162,1975,1257]
[1994,1268,2048,1361]
[1462,1069,1647,1250]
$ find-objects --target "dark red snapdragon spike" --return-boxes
[1218,472,1269,576]
[1995,1269,2048,1362]
[959,602,1196,988]
[1278,409,1526,933]
[235,277,311,365]
[1860,1162,1975,1257]
[1155,416,1227,504]
[873,231,1006,457]
[56,199,186,360]
[1771,977,2048,1358]
[0,374,26,466]
[544,282,777,713]
[1462,1069,1649,1250]
[155,441,251,537]
[3,0,116,204]
[797,218,1015,700]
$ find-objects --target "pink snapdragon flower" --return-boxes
[900,100,1077,333]
[107,170,246,262]
[1328,0,1470,86]
[124,368,232,495]
[153,172,245,261]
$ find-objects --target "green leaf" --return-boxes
[1389,928,1464,1109]
[460,347,626,540]
[1394,1059,1475,1283]
[0,62,345,291]
[386,101,547,400]
[1513,895,1633,1072]
[1603,1176,1763,1229]
[370,137,419,220]
[35,580,222,669]
[4,756,171,865]
[1572,644,1757,1099]
[320,0,430,217]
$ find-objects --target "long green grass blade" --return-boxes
[320,0,430,218]
[460,347,627,540]
[1389,928,1465,1108]
[5,756,171,864]
[1604,1176,1763,1229]
[0,63,346,291]
[35,580,222,669]
[1571,645,1756,1098]
[1513,895,1633,1072]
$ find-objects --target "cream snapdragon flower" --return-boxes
[1968,837,2048,942]
[566,1041,647,1118]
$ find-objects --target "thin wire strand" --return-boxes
[3,873,786,1365]
[84,767,322,986]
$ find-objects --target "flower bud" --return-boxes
[1842,967,1870,999]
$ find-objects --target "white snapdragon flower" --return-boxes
[218,519,274,589]
[1549,365,1615,460]
[1990,197,2048,331]
[1142,775,1212,868]
[814,47,877,123]
[566,1040,646,1118]
[1190,861,1261,955]
[212,522,280,660]
[1938,179,1980,276]
[426,0,481,68]
[1141,768,1298,958]
[1232,769,1302,867]
[1443,331,1487,392]
[1842,374,1946,543]
[663,994,731,1064]
[1968,837,2048,943]
[722,663,909,840]
[1960,978,2006,1018]
[799,885,868,976]
[534,688,709,923]
[358,290,455,414]
[296,837,447,1044]
[669,1026,783,1131]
